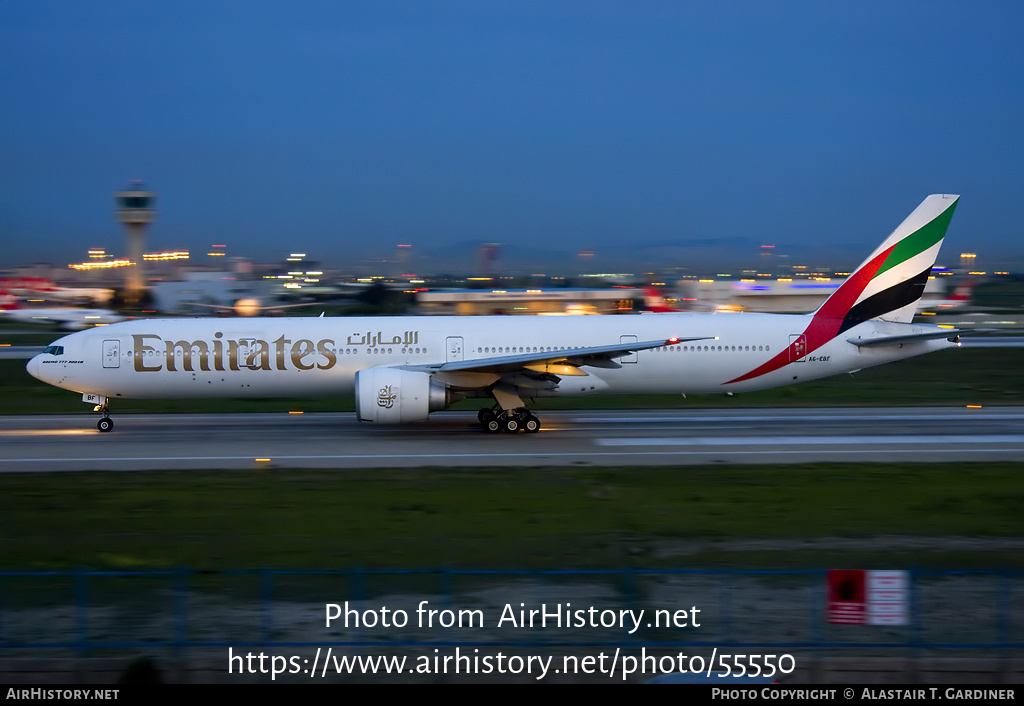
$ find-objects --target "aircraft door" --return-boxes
[619,335,638,364]
[236,337,258,369]
[789,334,807,362]
[102,339,120,369]
[446,336,464,363]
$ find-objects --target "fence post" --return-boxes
[174,567,188,655]
[721,570,732,646]
[438,567,453,644]
[350,567,363,647]
[998,569,1011,682]
[74,567,89,656]
[909,568,921,683]
[260,569,274,646]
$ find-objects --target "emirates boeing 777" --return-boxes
[28,194,964,433]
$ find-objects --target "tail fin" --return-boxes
[949,280,975,302]
[814,194,959,333]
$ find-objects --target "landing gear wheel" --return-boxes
[478,408,496,425]
[523,415,540,433]
[97,417,114,433]
[502,416,520,433]
[484,418,502,433]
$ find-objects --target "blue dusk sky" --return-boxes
[2,1,1023,273]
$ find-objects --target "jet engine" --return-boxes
[355,367,450,424]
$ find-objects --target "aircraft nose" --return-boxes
[26,354,42,381]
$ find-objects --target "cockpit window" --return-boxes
[42,345,64,355]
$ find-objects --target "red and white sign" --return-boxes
[827,570,908,625]
[866,570,909,625]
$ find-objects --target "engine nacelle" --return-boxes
[355,367,449,424]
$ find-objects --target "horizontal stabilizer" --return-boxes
[847,330,963,347]
[847,327,1009,348]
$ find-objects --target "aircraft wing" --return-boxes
[188,302,315,311]
[404,336,715,375]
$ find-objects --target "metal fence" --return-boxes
[0,567,1020,655]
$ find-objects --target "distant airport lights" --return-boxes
[143,250,190,261]
[69,259,133,270]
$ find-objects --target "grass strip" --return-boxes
[1,463,1022,571]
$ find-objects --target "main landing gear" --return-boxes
[478,406,540,434]
[94,404,114,433]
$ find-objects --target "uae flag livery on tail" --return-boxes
[728,194,959,384]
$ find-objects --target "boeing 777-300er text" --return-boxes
[28,194,965,433]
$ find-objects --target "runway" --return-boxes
[1,407,1023,471]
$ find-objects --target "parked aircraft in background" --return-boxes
[1,277,113,305]
[28,194,968,433]
[0,300,126,329]
[918,280,976,311]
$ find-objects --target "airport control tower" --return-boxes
[115,181,156,303]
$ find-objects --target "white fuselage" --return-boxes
[27,313,955,402]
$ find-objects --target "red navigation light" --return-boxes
[667,337,679,344]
